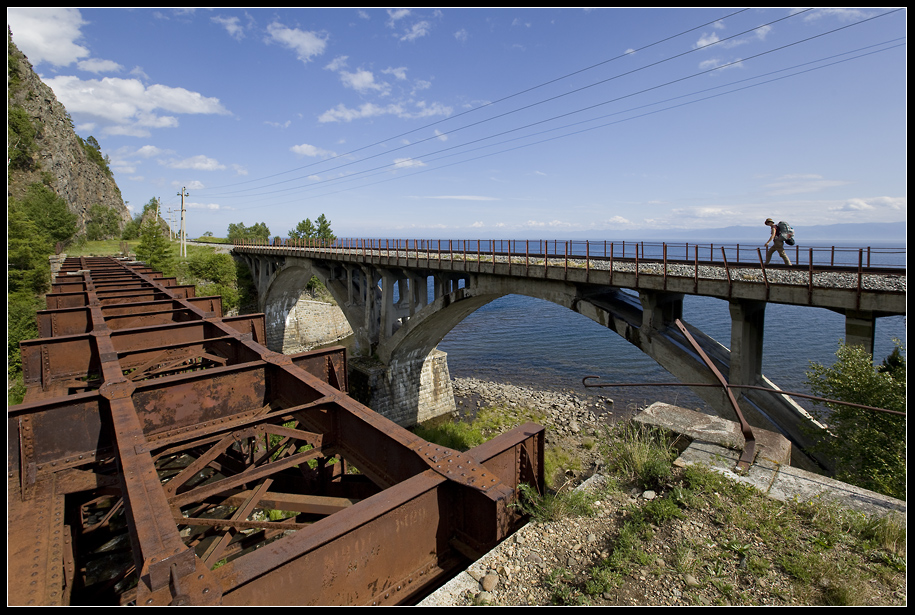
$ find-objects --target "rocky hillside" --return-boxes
[8,28,130,237]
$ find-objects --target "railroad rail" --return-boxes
[8,256,544,606]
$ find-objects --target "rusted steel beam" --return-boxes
[9,256,543,606]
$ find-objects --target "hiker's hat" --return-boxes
[765,218,774,225]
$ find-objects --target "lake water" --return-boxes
[436,292,906,414]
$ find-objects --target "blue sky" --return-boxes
[7,7,907,240]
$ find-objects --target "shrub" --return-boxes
[805,341,906,499]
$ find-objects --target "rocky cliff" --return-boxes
[7,28,130,236]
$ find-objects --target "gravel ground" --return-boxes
[444,377,907,607]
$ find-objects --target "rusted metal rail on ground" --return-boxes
[8,256,544,606]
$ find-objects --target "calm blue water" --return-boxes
[437,293,906,414]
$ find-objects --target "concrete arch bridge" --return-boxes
[233,239,905,470]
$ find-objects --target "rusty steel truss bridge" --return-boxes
[8,256,544,606]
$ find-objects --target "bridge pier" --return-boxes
[349,349,457,427]
[254,256,458,426]
[639,291,683,330]
[728,299,766,389]
[844,310,876,354]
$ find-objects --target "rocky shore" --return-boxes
[451,376,640,481]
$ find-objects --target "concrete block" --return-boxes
[635,402,791,466]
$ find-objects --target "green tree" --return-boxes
[135,217,174,274]
[123,197,165,240]
[8,104,38,170]
[804,341,906,499]
[15,183,78,245]
[8,291,42,404]
[7,184,79,404]
[315,214,335,242]
[77,134,113,178]
[227,221,271,243]
[86,203,122,240]
[289,218,317,240]
[8,199,52,295]
[184,251,240,312]
[289,213,335,242]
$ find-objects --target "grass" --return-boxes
[417,406,906,606]
[413,402,579,490]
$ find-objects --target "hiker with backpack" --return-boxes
[764,217,794,266]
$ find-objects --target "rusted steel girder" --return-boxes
[9,256,544,606]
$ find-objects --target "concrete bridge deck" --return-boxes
[233,240,905,316]
[231,240,904,472]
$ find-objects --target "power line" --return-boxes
[224,38,904,211]
[207,10,904,208]
[196,8,759,195]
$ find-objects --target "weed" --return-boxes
[412,419,484,451]
[513,482,595,522]
[601,421,676,489]
[545,569,589,605]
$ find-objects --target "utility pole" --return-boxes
[166,208,174,240]
[177,188,189,257]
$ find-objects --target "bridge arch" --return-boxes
[379,275,590,365]
[259,257,361,354]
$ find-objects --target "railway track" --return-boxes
[8,256,544,606]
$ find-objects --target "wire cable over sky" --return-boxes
[199,8,904,212]
[225,37,904,212]
[195,8,770,196]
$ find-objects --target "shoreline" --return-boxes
[449,375,710,425]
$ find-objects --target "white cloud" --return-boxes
[801,8,873,23]
[386,9,412,27]
[400,21,431,42]
[318,101,451,123]
[134,145,166,158]
[164,155,226,171]
[265,22,328,64]
[382,66,408,81]
[43,75,229,136]
[77,58,124,74]
[186,201,223,210]
[324,56,349,72]
[454,29,469,43]
[695,31,720,49]
[212,15,245,40]
[833,196,905,213]
[339,68,390,94]
[393,158,426,169]
[290,143,336,158]
[763,174,848,196]
[7,7,89,67]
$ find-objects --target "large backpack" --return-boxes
[777,221,795,245]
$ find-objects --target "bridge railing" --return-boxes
[234,238,905,270]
